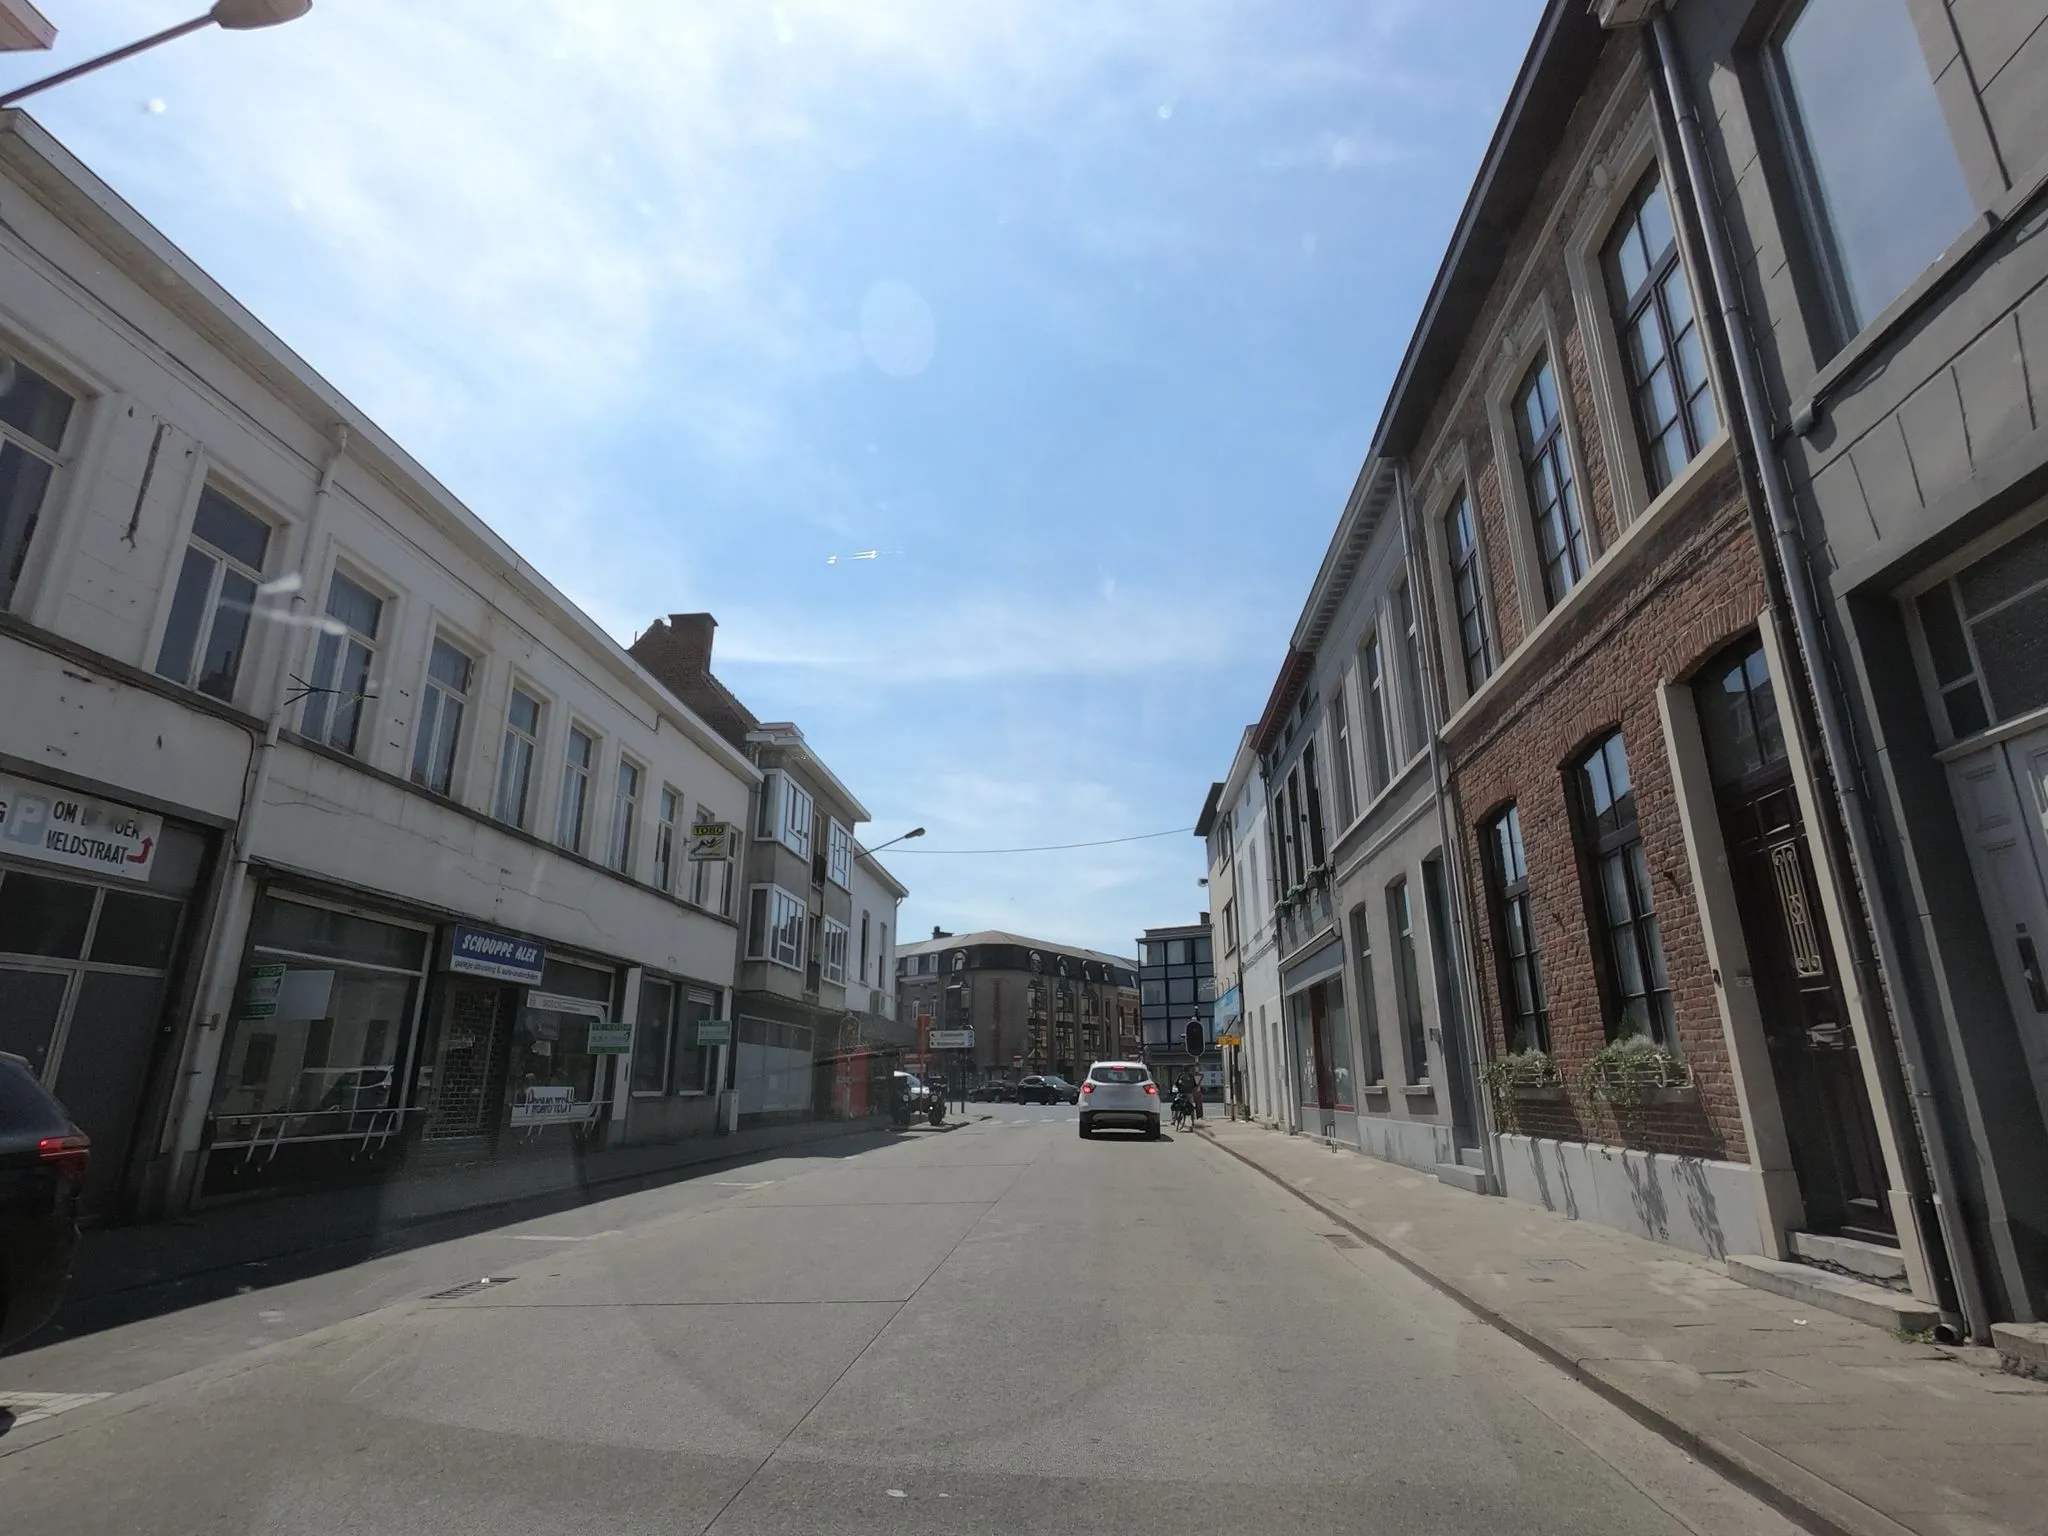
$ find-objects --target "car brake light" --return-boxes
[1144,1083,1158,1096]
[38,1131,90,1181]
[1081,1082,1094,1094]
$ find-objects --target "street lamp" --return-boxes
[1,1,310,109]
[862,826,925,856]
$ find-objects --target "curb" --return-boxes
[1195,1127,1909,1536]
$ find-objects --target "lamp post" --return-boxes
[860,826,925,856]
[1,1,310,108]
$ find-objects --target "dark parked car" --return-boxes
[0,1053,88,1350]
[967,1081,1016,1102]
[1016,1075,1079,1105]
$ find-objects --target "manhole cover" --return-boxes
[426,1276,515,1300]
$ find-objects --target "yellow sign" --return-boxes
[1216,1033,1243,1048]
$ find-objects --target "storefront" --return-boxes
[202,890,434,1197]
[1283,939,1356,1145]
[0,770,216,1216]
[202,891,629,1196]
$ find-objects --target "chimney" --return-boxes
[631,612,716,683]
[931,926,952,941]
[666,612,717,673]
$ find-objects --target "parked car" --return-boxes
[1017,1075,1079,1105]
[1077,1060,1161,1139]
[0,1053,89,1350]
[967,1081,1016,1102]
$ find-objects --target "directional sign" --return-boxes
[929,1028,974,1050]
[688,821,735,861]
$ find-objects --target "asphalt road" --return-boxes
[0,1105,1799,1534]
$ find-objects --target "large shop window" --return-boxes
[1573,732,1676,1043]
[0,821,206,1209]
[509,958,617,1131]
[0,347,74,614]
[634,977,721,1098]
[1914,519,2048,739]
[213,897,430,1144]
[1769,0,1975,338]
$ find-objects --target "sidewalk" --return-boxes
[1199,1119,2048,1536]
[68,1115,892,1306]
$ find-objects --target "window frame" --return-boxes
[826,817,853,889]
[556,722,598,854]
[1387,876,1428,1084]
[1483,805,1551,1054]
[1327,680,1358,827]
[1349,903,1385,1085]
[819,915,850,985]
[494,682,545,830]
[1485,301,1600,634]
[747,884,807,970]
[607,754,643,874]
[300,564,388,757]
[409,632,476,798]
[1393,579,1429,762]
[1601,165,1718,499]
[0,340,79,619]
[1571,730,1677,1045]
[632,974,676,1098]
[154,483,274,705]
[1360,631,1393,799]
[759,772,814,860]
[1514,353,1592,609]
[1443,490,1494,696]
[652,785,682,892]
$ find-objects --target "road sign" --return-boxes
[929,1028,974,1050]
[1011,1052,1024,1066]
[1216,1033,1243,1048]
[688,821,734,861]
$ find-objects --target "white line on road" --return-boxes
[0,1392,111,1428]
[488,1231,622,1242]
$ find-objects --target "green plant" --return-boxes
[1481,1049,1561,1132]
[1578,1027,1690,1114]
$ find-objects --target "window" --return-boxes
[877,923,889,990]
[1913,520,2048,738]
[1697,640,1788,784]
[1444,493,1493,694]
[495,687,542,828]
[1574,732,1674,1043]
[0,350,74,614]
[1300,742,1327,868]
[409,637,473,795]
[300,571,383,753]
[1222,898,1237,956]
[652,787,681,891]
[1516,357,1590,607]
[632,976,675,1096]
[608,758,641,873]
[689,802,732,914]
[859,910,872,982]
[1484,806,1550,1054]
[826,818,853,888]
[1603,169,1717,495]
[1394,581,1428,758]
[1350,904,1384,1084]
[758,772,813,859]
[1328,690,1357,826]
[1167,939,1192,965]
[1770,0,1975,337]
[672,987,719,1094]
[1361,634,1393,797]
[156,486,270,701]
[747,885,806,969]
[1388,877,1427,1082]
[820,917,850,984]
[557,725,595,851]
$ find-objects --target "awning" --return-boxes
[1281,938,1343,997]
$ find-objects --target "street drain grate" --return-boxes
[426,1276,516,1300]
[1322,1231,1362,1250]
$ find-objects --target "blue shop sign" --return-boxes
[449,925,546,984]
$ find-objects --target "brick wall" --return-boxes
[1406,30,1773,1164]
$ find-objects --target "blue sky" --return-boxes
[25,0,1543,959]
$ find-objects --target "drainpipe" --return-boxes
[1646,12,1988,1340]
[1394,461,1504,1197]
[165,425,350,1204]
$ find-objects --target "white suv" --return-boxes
[1077,1061,1161,1140]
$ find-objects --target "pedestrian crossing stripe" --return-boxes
[0,1391,111,1427]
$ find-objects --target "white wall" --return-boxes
[0,124,760,1181]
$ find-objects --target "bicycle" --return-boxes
[1171,1096,1195,1133]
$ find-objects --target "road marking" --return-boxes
[491,1231,619,1242]
[0,1391,111,1428]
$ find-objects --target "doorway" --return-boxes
[1698,639,1895,1240]
[417,979,513,1152]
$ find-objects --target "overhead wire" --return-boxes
[883,827,1194,854]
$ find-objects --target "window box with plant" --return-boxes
[1578,1027,1694,1116]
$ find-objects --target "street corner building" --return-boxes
[1206,0,2048,1341]
[895,930,1138,1088]
[0,110,905,1227]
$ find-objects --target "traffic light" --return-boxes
[1185,1019,1203,1057]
